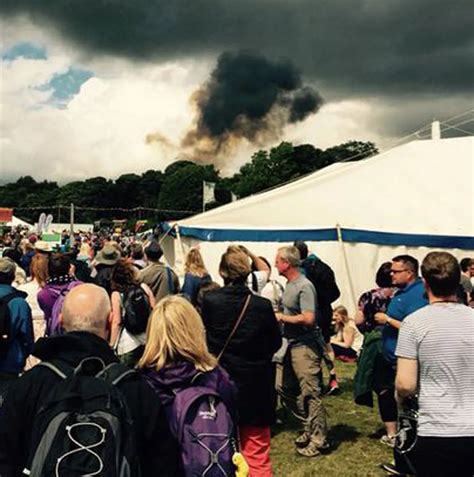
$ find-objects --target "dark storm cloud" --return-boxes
[1,0,472,99]
[180,51,323,164]
[197,51,322,137]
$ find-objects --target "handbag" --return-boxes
[217,294,251,362]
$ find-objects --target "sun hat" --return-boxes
[95,243,120,266]
[35,241,53,253]
[0,257,16,275]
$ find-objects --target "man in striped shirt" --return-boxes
[395,251,474,477]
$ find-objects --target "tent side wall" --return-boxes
[161,136,474,314]
[163,234,474,315]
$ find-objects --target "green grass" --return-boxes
[270,361,392,476]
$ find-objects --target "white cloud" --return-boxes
[3,16,453,185]
[1,18,216,182]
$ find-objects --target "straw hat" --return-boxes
[95,243,120,266]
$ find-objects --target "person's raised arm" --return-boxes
[109,291,122,347]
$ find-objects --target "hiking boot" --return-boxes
[380,462,413,476]
[326,377,340,395]
[296,441,321,458]
[380,434,396,448]
[294,432,310,448]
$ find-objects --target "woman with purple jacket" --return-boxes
[37,253,82,336]
[138,295,239,477]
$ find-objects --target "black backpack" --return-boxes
[121,285,151,334]
[0,290,27,358]
[24,357,140,477]
[303,255,340,307]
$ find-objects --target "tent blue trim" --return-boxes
[160,223,474,250]
[341,229,474,249]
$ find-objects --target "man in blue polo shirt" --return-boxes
[376,255,428,365]
[375,255,428,476]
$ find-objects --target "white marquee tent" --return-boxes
[161,135,474,312]
[6,216,33,228]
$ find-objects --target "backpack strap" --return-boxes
[35,361,71,380]
[96,362,136,386]
[251,272,258,293]
[166,267,175,294]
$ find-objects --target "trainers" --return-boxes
[380,462,412,476]
[326,378,340,395]
[380,434,396,447]
[296,441,321,458]
[294,432,311,448]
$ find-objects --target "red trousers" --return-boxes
[239,425,273,477]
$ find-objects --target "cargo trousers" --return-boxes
[278,343,328,446]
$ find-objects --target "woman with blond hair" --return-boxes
[330,305,363,361]
[138,295,237,476]
[181,248,212,307]
[201,245,281,477]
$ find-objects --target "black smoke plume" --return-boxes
[181,51,323,163]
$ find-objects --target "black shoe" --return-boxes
[380,462,413,476]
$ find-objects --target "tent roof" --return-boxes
[172,136,474,249]
[7,216,33,227]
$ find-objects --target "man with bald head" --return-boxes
[0,284,181,477]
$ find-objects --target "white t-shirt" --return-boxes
[246,270,269,295]
[396,303,474,437]
[17,279,43,321]
[116,328,146,356]
[261,279,285,312]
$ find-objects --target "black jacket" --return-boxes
[0,332,181,477]
[201,284,282,427]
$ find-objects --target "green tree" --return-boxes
[322,141,378,163]
[113,173,141,208]
[158,163,219,217]
[138,170,164,208]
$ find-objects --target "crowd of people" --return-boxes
[0,225,473,477]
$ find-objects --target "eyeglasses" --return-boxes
[390,269,408,274]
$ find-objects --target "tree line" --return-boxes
[0,140,377,225]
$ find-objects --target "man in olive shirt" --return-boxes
[139,241,180,302]
[275,246,328,458]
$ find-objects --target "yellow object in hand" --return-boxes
[232,452,249,477]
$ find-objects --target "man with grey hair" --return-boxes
[274,246,328,457]
[0,283,181,476]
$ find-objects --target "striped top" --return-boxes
[396,303,474,437]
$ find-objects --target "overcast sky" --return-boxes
[1,0,473,183]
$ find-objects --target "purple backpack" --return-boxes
[49,281,82,336]
[168,381,237,477]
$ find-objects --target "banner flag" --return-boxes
[203,181,216,206]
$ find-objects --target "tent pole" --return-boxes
[174,224,187,277]
[158,222,176,245]
[336,223,357,310]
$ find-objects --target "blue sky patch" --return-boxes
[2,42,47,61]
[38,67,94,107]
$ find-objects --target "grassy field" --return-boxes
[271,361,392,476]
